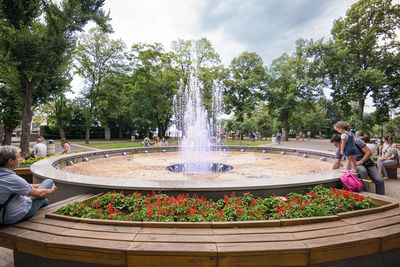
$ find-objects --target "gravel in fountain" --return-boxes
[62,151,331,181]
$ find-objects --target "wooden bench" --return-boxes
[386,163,400,179]
[1,193,400,267]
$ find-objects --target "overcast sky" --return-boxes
[100,0,361,66]
[74,0,399,111]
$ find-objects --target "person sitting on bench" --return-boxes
[0,146,57,225]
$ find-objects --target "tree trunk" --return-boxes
[357,99,365,120]
[20,80,36,156]
[118,116,123,139]
[0,121,4,142]
[85,126,90,144]
[56,114,66,139]
[283,109,289,141]
[4,127,13,145]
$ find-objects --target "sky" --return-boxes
[99,0,359,66]
[72,0,398,112]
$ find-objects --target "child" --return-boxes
[334,121,357,173]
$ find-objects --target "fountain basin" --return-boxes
[31,146,341,203]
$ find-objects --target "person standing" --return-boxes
[276,131,282,145]
[307,131,312,141]
[334,121,357,173]
[377,135,399,180]
[0,146,57,225]
[331,135,384,195]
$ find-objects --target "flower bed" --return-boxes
[20,151,84,166]
[55,185,379,222]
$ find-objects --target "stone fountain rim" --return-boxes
[30,146,340,192]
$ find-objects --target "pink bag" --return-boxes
[339,171,363,192]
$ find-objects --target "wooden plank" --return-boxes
[128,255,217,267]
[217,241,308,267]
[218,250,309,267]
[47,246,126,266]
[15,220,69,235]
[293,225,363,240]
[212,220,280,228]
[72,222,141,234]
[62,228,136,241]
[303,232,380,264]
[341,207,400,225]
[212,226,286,235]
[128,242,217,255]
[134,233,215,243]
[215,232,296,243]
[142,221,211,228]
[216,240,307,254]
[138,227,213,235]
[282,220,350,233]
[369,224,400,252]
[280,215,338,226]
[29,217,78,229]
[48,235,132,253]
[15,230,57,257]
[0,227,27,249]
[356,215,400,231]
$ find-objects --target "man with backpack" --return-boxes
[0,146,57,225]
[331,135,385,195]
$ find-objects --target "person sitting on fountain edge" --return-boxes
[0,146,57,225]
[330,135,384,195]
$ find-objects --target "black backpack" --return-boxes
[0,193,16,224]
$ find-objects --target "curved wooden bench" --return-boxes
[1,193,400,267]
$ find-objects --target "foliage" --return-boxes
[74,27,126,143]
[265,39,323,140]
[323,0,400,119]
[224,51,266,126]
[56,185,378,222]
[0,0,110,154]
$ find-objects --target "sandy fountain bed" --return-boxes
[62,151,331,181]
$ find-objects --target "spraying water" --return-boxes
[172,42,224,174]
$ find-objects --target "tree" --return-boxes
[74,27,126,143]
[324,0,400,120]
[0,0,110,154]
[265,39,323,141]
[128,43,179,137]
[0,86,22,144]
[224,52,266,141]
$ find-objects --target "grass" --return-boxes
[79,139,270,149]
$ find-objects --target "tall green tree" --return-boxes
[128,43,179,137]
[265,39,323,140]
[0,0,109,154]
[224,51,266,141]
[324,0,400,120]
[74,27,126,143]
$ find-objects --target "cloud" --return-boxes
[196,0,359,65]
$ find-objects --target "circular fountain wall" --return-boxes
[31,146,341,203]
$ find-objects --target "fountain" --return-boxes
[30,42,341,203]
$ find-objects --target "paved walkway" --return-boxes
[1,139,399,266]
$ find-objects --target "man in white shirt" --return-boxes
[32,138,47,158]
